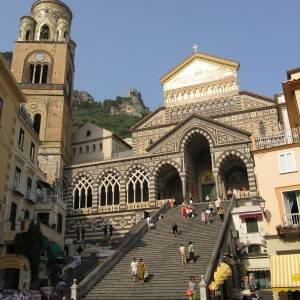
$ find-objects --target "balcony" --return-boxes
[252,128,300,151]
[276,213,300,235]
[36,192,67,210]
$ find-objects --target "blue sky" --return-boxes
[1,0,300,110]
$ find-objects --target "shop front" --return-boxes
[270,254,300,300]
[0,255,31,290]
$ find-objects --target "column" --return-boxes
[212,168,220,199]
[92,182,98,213]
[180,174,186,200]
[148,175,156,208]
[119,179,126,211]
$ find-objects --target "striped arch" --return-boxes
[152,160,182,177]
[72,171,95,186]
[216,150,256,197]
[179,127,215,153]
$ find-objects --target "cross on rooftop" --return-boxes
[192,44,199,53]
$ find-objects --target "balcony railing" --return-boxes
[252,128,300,151]
[36,193,67,210]
[283,213,300,226]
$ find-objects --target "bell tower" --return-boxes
[11,0,76,191]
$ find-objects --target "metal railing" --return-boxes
[252,128,300,150]
[283,213,300,225]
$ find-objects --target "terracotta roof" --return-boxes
[146,113,251,152]
[160,51,240,84]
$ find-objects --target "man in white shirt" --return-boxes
[130,257,138,283]
[179,244,187,265]
[215,198,221,211]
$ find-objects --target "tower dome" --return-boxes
[30,0,72,41]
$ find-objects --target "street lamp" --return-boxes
[259,198,266,212]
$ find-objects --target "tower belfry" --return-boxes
[11,0,76,191]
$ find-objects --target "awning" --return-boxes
[239,212,262,220]
[242,257,270,271]
[270,254,300,292]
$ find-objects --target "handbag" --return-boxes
[185,289,193,296]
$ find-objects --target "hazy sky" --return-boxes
[1,0,300,110]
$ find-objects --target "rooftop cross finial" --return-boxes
[192,44,199,53]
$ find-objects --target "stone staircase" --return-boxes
[82,202,230,300]
[62,257,100,297]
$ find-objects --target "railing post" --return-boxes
[71,279,78,300]
[199,275,208,300]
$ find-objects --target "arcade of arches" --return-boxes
[71,132,251,209]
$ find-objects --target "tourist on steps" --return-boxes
[201,210,207,225]
[172,220,178,237]
[138,258,147,283]
[186,276,197,300]
[130,257,138,283]
[179,244,187,265]
[218,206,225,222]
[188,241,195,263]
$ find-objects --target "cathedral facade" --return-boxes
[10,0,282,247]
[63,53,281,245]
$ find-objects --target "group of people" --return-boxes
[180,202,195,218]
[179,241,195,265]
[200,198,225,224]
[130,257,148,284]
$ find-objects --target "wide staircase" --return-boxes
[82,202,230,300]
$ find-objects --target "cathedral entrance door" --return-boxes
[202,184,217,202]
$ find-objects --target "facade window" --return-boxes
[126,168,149,203]
[79,147,82,154]
[9,202,17,231]
[282,190,300,225]
[57,213,63,233]
[248,244,261,255]
[37,212,49,226]
[18,128,25,148]
[24,210,30,220]
[29,64,49,84]
[13,167,22,191]
[33,113,41,135]
[73,148,76,155]
[26,177,32,199]
[40,24,50,40]
[73,176,93,209]
[246,218,259,233]
[0,97,3,123]
[99,172,120,206]
[86,130,91,137]
[93,144,96,152]
[86,145,89,153]
[278,152,297,174]
[30,142,35,161]
[99,143,103,151]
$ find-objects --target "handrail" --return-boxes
[77,203,169,298]
[204,199,235,286]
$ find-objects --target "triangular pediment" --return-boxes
[147,114,250,155]
[161,52,239,92]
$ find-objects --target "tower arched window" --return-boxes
[73,177,93,209]
[99,173,120,207]
[28,64,49,84]
[40,24,50,40]
[126,168,149,203]
[25,30,31,41]
[33,113,41,135]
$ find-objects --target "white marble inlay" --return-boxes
[163,59,237,91]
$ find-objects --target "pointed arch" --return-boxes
[126,168,149,203]
[98,172,120,207]
[40,24,50,40]
[73,176,93,209]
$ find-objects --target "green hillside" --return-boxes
[72,90,148,138]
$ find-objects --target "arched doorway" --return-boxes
[183,132,215,202]
[219,155,249,199]
[155,164,183,204]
